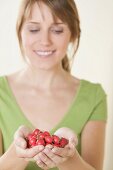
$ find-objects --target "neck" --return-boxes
[21,65,69,90]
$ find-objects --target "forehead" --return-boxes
[26,2,62,24]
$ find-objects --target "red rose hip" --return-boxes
[26,128,69,148]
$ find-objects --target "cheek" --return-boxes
[58,32,71,49]
[22,38,31,49]
[21,32,34,51]
[57,37,70,52]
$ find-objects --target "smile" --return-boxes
[35,50,55,57]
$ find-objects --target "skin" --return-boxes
[21,2,71,71]
[0,2,106,170]
[14,122,106,170]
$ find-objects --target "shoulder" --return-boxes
[0,75,6,89]
[0,72,16,86]
[81,79,107,98]
[73,78,107,109]
[71,76,107,99]
[0,75,9,102]
[0,73,18,98]
[80,79,107,121]
[0,70,22,87]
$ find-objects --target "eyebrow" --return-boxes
[26,21,64,26]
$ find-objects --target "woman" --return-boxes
[0,0,107,170]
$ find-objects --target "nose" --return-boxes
[39,30,52,46]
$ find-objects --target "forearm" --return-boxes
[58,149,96,170]
[0,142,28,170]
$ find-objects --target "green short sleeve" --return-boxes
[89,84,107,121]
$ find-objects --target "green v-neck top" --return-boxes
[0,76,107,170]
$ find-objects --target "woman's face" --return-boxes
[21,2,71,70]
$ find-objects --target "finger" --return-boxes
[34,152,56,169]
[45,144,54,149]
[54,127,78,145]
[69,136,78,146]
[16,145,44,158]
[14,136,27,149]
[52,145,75,158]
[36,157,49,170]
[14,125,31,139]
[43,148,67,165]
[24,158,35,162]
[14,125,32,148]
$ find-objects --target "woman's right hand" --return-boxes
[14,125,44,160]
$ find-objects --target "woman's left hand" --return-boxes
[33,127,78,169]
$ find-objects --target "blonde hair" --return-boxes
[16,0,81,72]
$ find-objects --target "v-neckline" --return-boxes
[3,76,83,134]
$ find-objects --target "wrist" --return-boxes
[58,150,77,170]
[57,149,96,170]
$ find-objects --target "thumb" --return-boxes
[14,136,27,149]
[69,136,78,147]
[14,125,31,149]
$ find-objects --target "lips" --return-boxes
[34,50,56,57]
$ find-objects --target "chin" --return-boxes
[31,63,59,71]
[29,59,60,70]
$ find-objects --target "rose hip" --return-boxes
[52,135,60,144]
[60,137,69,147]
[45,136,53,144]
[26,128,69,148]
[43,131,50,136]
[33,128,40,136]
[38,133,45,139]
[28,138,36,147]
[36,139,46,146]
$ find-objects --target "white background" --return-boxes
[0,0,113,169]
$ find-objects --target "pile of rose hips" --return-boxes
[26,128,69,148]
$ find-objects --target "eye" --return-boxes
[53,30,63,34]
[29,29,40,33]
[51,29,63,34]
[55,30,63,34]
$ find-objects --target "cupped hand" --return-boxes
[33,127,78,169]
[54,127,78,146]
[14,125,44,159]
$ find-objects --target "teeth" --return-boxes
[35,51,54,57]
